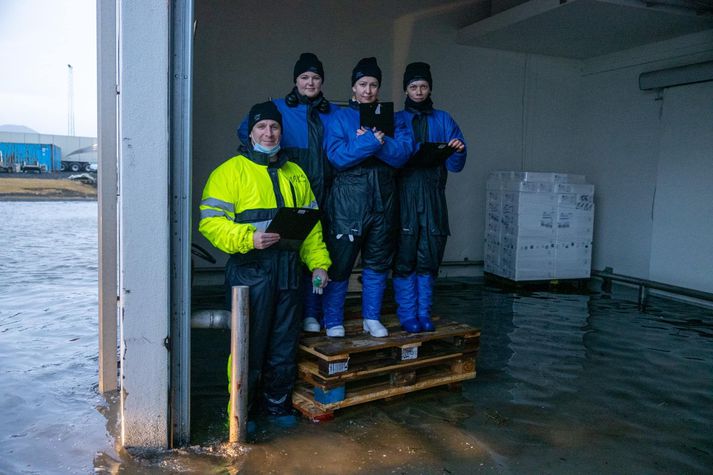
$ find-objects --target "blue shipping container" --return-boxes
[0,142,63,172]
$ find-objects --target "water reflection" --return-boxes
[1,201,712,473]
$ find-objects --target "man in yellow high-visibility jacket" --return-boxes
[199,101,330,430]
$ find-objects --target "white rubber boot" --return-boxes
[363,319,388,337]
[303,317,321,332]
[326,325,345,337]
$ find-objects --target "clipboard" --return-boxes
[266,207,322,241]
[406,142,454,168]
[359,102,394,137]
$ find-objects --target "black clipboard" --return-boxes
[407,142,454,168]
[266,207,322,241]
[359,102,394,137]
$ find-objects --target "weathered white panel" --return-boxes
[649,82,713,292]
[118,0,170,449]
[577,30,713,279]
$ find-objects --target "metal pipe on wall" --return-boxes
[229,286,249,443]
[592,268,713,310]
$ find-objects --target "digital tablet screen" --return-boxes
[407,142,454,168]
[359,102,395,137]
[265,207,322,241]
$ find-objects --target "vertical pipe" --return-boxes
[229,286,250,443]
[168,0,194,447]
[638,285,648,311]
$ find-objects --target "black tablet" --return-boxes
[266,207,322,241]
[407,142,454,168]
[359,102,394,137]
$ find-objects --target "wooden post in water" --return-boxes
[229,286,249,443]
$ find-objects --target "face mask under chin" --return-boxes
[253,142,281,156]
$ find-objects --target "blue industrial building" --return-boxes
[0,142,62,172]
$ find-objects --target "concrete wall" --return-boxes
[118,0,170,449]
[191,0,713,291]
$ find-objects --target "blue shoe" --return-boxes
[322,279,349,329]
[269,413,298,429]
[401,318,422,333]
[362,269,388,320]
[393,274,420,332]
[417,273,436,332]
[247,420,257,435]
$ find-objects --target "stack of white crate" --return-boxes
[484,171,594,281]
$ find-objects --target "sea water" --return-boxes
[0,201,109,474]
[0,201,711,474]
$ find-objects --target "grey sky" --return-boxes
[0,0,97,137]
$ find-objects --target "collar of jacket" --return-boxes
[240,145,289,168]
[286,87,331,113]
[292,87,325,105]
[404,95,434,115]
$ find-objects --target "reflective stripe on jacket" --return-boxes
[198,150,331,272]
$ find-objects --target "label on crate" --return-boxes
[401,346,419,360]
[328,360,349,375]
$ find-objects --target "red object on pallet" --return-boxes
[309,412,335,423]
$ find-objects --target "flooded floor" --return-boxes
[1,201,712,474]
[188,280,713,474]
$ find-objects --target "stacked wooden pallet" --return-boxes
[484,271,589,290]
[292,316,480,420]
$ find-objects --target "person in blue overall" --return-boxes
[321,57,413,338]
[393,62,467,333]
[238,53,339,334]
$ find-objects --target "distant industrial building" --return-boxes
[0,131,97,172]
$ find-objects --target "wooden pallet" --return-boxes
[484,272,589,291]
[293,316,479,419]
[299,316,479,376]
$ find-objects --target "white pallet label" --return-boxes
[328,359,349,375]
[401,346,419,360]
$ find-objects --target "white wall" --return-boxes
[577,31,713,288]
[649,81,713,292]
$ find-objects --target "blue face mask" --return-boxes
[253,142,281,156]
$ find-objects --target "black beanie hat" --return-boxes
[351,57,382,86]
[248,101,282,133]
[293,52,324,82]
[403,62,432,91]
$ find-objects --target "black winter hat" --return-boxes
[293,52,324,82]
[403,62,432,91]
[351,57,382,86]
[248,101,282,132]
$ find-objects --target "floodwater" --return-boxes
[1,201,712,474]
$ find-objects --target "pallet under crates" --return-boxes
[483,271,590,291]
[292,315,480,420]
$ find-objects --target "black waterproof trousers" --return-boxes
[393,166,450,277]
[225,249,302,416]
[326,161,398,280]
